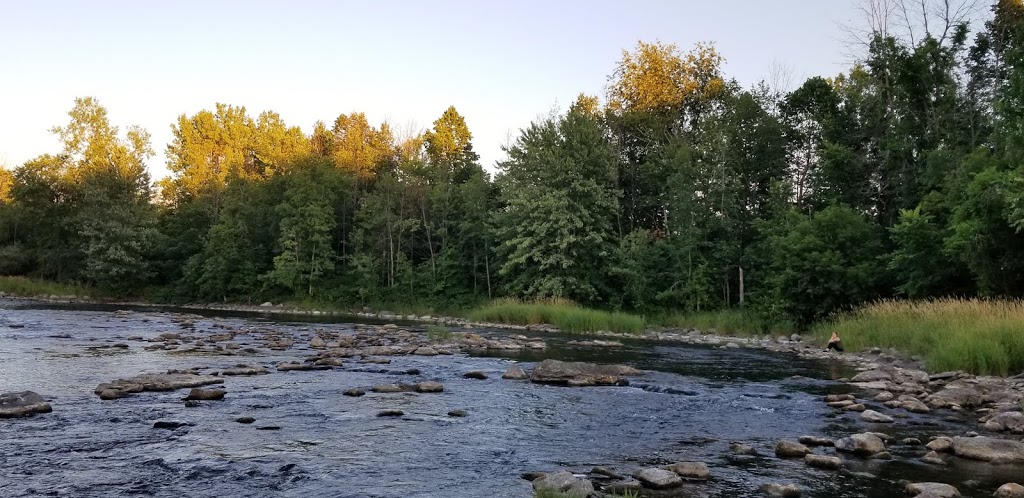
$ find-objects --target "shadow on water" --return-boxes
[0,300,1020,498]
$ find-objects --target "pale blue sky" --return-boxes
[1,1,864,177]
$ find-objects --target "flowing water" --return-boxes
[1,300,1020,497]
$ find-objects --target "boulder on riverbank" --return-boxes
[0,391,52,418]
[775,440,811,458]
[835,433,887,457]
[950,436,1024,463]
[632,467,682,489]
[529,359,641,386]
[905,482,960,497]
[183,388,226,401]
[95,373,223,400]
[995,483,1024,498]
[531,471,594,497]
[501,365,529,380]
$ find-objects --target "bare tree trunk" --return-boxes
[739,266,745,307]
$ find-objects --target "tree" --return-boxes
[44,97,157,291]
[263,159,341,297]
[494,104,620,304]
[768,206,885,326]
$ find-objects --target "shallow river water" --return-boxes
[1,300,1021,497]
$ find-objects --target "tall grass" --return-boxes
[0,276,94,298]
[466,298,645,334]
[654,309,794,337]
[814,298,1024,376]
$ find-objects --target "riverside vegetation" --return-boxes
[2,2,1024,375]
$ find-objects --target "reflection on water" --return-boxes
[0,300,1019,498]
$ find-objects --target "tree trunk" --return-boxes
[739,266,745,307]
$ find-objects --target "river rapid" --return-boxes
[1,300,1020,497]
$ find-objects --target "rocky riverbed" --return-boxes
[1,299,1022,497]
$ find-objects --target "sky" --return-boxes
[0,1,863,178]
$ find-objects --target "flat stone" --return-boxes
[843,403,867,412]
[835,433,886,456]
[633,467,682,489]
[951,436,1024,463]
[804,454,843,470]
[343,388,365,397]
[666,461,710,480]
[905,482,960,497]
[530,471,594,497]
[851,370,892,382]
[921,451,946,465]
[861,410,894,423]
[415,381,444,393]
[501,365,529,380]
[235,416,255,424]
[377,409,404,417]
[221,365,269,376]
[447,409,467,417]
[183,388,225,401]
[0,391,52,418]
[730,442,758,455]
[153,420,190,430]
[874,391,895,402]
[798,436,834,447]
[760,483,801,497]
[927,437,953,453]
[413,347,438,356]
[824,394,855,402]
[775,440,811,458]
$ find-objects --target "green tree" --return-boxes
[494,104,620,304]
[768,206,885,326]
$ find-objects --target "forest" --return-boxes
[2,0,1024,332]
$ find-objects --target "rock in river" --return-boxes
[0,391,52,418]
[905,482,960,497]
[666,461,710,480]
[463,371,488,380]
[995,483,1024,498]
[531,471,594,498]
[95,373,223,400]
[951,436,1024,463]
[775,440,811,458]
[529,359,641,386]
[183,388,226,401]
[415,381,444,393]
[804,454,843,470]
[632,467,682,489]
[760,483,801,497]
[835,433,886,457]
[861,410,894,423]
[501,365,529,380]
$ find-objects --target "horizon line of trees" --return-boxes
[2,0,1024,328]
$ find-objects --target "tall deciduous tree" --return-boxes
[494,103,619,304]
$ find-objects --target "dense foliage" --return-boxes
[2,1,1024,328]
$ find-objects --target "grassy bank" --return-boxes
[0,276,96,298]
[652,309,793,337]
[815,298,1024,376]
[466,299,645,334]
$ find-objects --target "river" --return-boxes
[1,300,1020,497]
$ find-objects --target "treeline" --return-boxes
[2,1,1024,328]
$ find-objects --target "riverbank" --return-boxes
[4,276,1024,377]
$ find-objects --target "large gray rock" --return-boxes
[994,483,1024,498]
[666,461,710,480]
[851,370,892,382]
[633,467,683,489]
[775,440,811,458]
[531,471,594,497]
[530,359,640,386]
[927,437,953,453]
[905,482,960,497]
[501,365,529,380]
[414,381,444,393]
[804,454,843,470]
[760,483,801,497]
[835,433,886,456]
[951,436,1024,464]
[94,373,223,400]
[985,412,1024,433]
[861,410,894,423]
[183,388,226,401]
[0,391,52,418]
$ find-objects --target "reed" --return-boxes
[813,298,1024,375]
[466,298,645,334]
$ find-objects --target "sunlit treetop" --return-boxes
[607,40,726,119]
[424,106,474,165]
